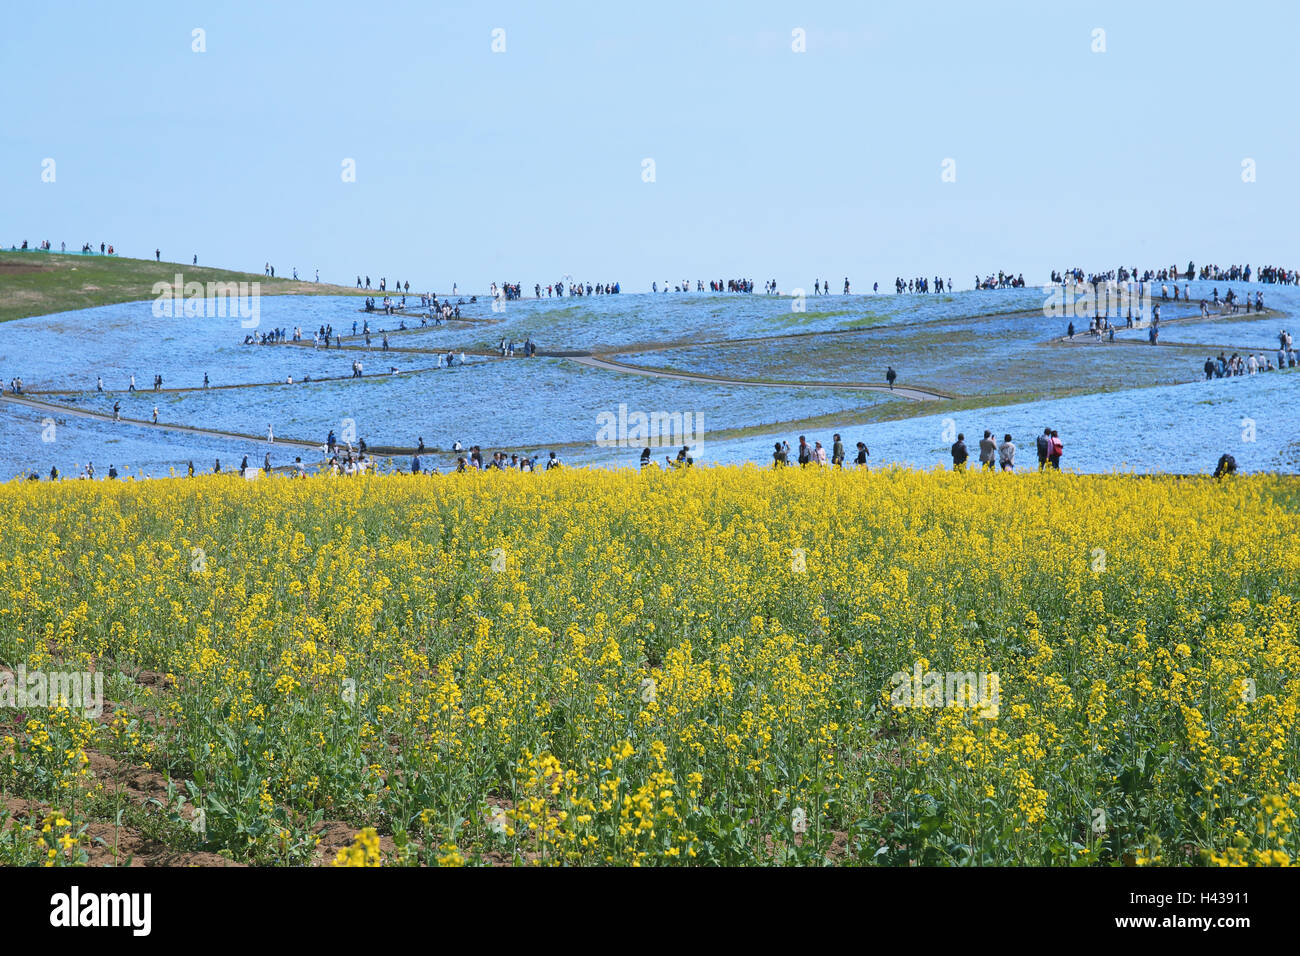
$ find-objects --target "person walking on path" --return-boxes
[268,424,274,444]
[886,366,897,390]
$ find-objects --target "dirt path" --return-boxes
[1051,307,1275,345]
[569,356,948,401]
[26,359,480,396]
[0,392,325,450]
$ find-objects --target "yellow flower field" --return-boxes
[1,466,1297,866]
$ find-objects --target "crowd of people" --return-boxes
[10,239,117,255]
[758,426,1065,473]
[975,271,1026,290]
[1256,266,1298,285]
[893,276,954,293]
[947,428,1063,472]
[498,337,537,357]
[1201,330,1297,377]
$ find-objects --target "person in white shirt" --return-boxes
[998,434,1016,472]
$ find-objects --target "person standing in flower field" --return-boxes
[832,434,845,467]
[979,430,997,470]
[951,433,969,471]
[797,436,811,467]
[998,434,1016,471]
[1036,428,1052,470]
[1048,430,1063,470]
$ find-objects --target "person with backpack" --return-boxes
[1036,428,1052,470]
[1048,430,1063,470]
[951,434,969,471]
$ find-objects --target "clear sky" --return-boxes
[4,0,1297,292]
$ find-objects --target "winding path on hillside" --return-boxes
[570,356,949,401]
[4,297,1289,459]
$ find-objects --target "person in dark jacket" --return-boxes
[951,434,969,471]
[1213,453,1237,479]
[1036,428,1052,470]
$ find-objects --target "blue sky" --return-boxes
[3,0,1297,292]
